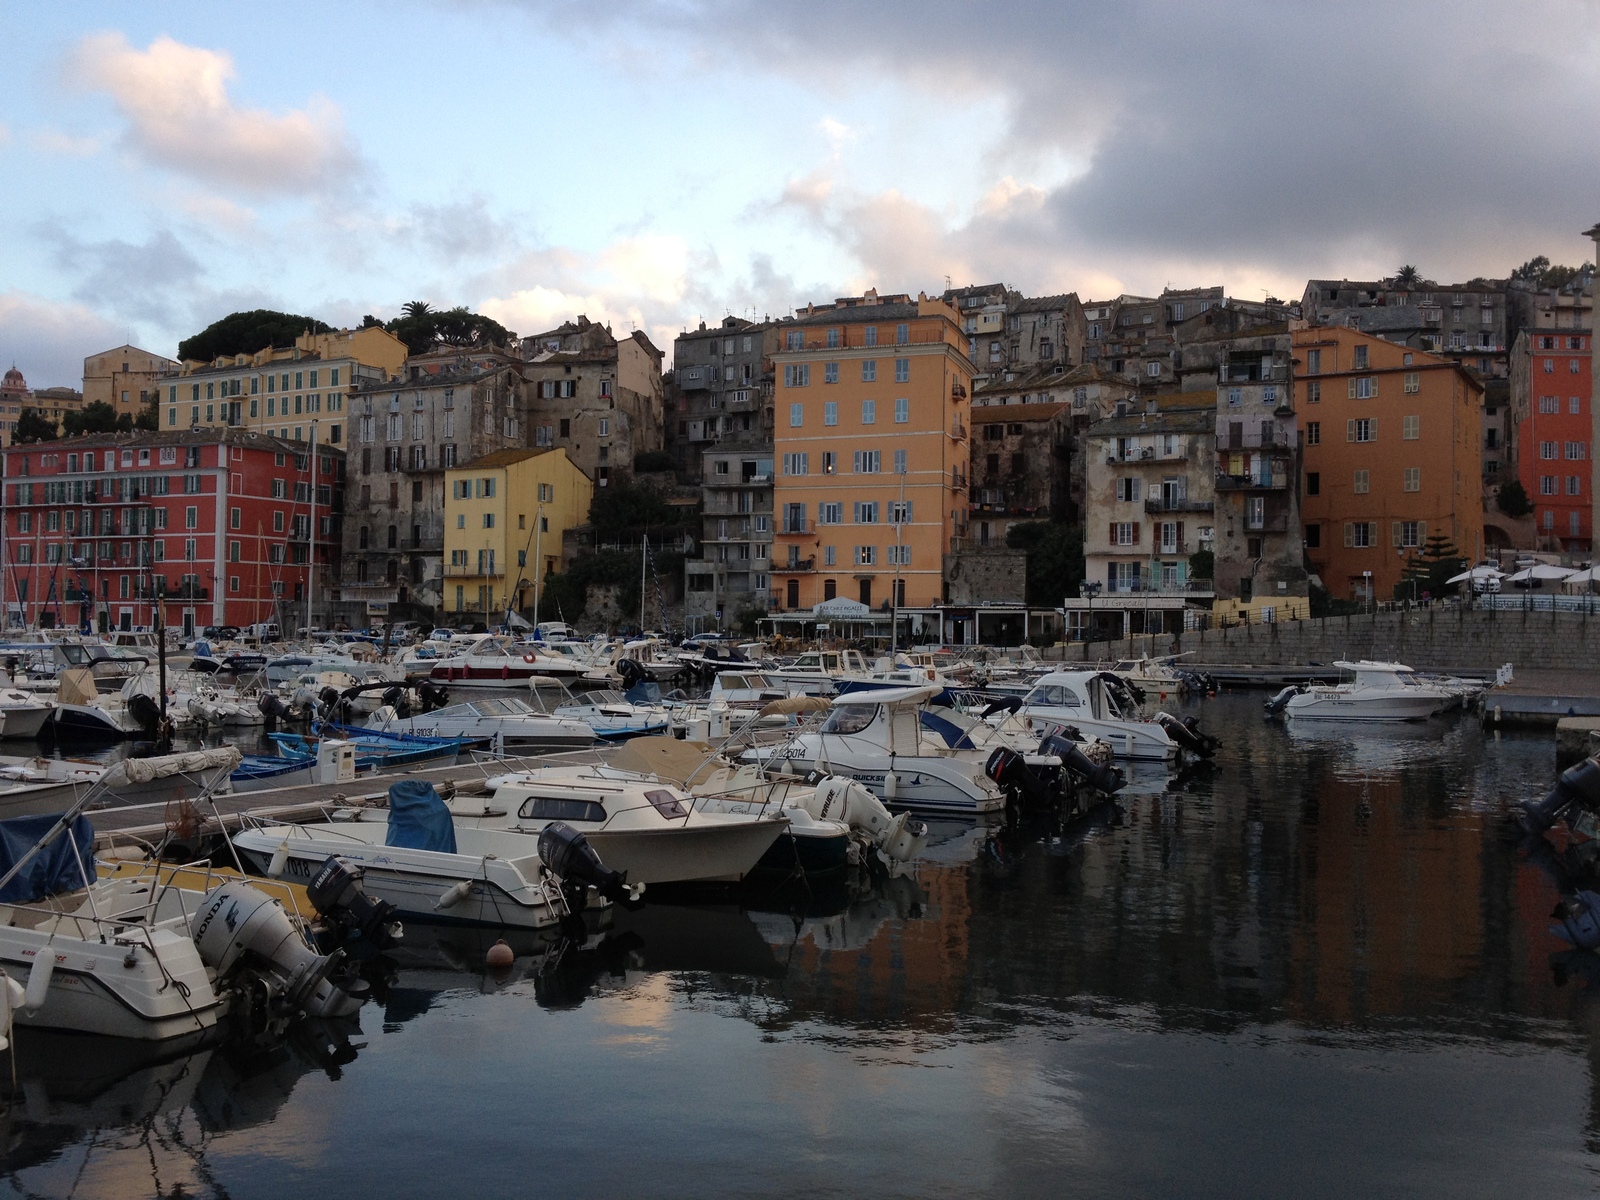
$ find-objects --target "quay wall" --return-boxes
[1040,607,1600,673]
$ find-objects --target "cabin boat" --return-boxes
[0,690,54,740]
[756,685,1008,816]
[766,649,874,695]
[1279,660,1451,722]
[429,635,587,686]
[451,770,788,884]
[543,688,670,740]
[365,695,597,751]
[1013,671,1179,762]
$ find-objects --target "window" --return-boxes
[1541,475,1559,495]
[1404,372,1419,394]
[783,365,811,388]
[782,452,809,475]
[1540,440,1558,460]
[273,511,284,532]
[1574,360,1584,375]
[894,397,909,423]
[824,401,838,426]
[862,360,877,382]
[1305,421,1320,445]
[1396,521,1421,549]
[861,400,876,424]
[789,403,804,427]
[854,545,877,566]
[895,324,908,345]
[1573,397,1583,415]
[598,418,610,437]
[1113,522,1138,546]
[1306,349,1321,374]
[854,501,879,523]
[1566,441,1588,460]
[1348,377,1376,399]
[822,451,837,474]
[1540,396,1560,414]
[819,502,842,524]
[1306,472,1320,496]
[1353,470,1369,494]
[889,500,912,524]
[1569,476,1584,496]
[853,450,880,473]
[1304,523,1321,549]
[1347,418,1375,443]
[1545,359,1555,373]
[1146,362,1161,378]
[1345,521,1375,548]
[1306,382,1320,403]
[893,449,907,475]
[894,358,910,383]
[1116,477,1141,502]
[1403,467,1420,492]
[824,362,839,384]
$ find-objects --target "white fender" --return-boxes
[267,840,291,878]
[435,879,474,910]
[0,972,23,1048]
[24,955,54,1012]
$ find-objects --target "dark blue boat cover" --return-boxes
[624,681,663,705]
[386,780,457,853]
[0,813,97,903]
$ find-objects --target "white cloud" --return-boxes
[29,129,102,157]
[65,32,355,195]
[0,291,130,390]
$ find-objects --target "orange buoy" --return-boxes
[486,939,514,969]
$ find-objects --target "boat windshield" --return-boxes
[517,796,607,822]
[821,705,877,734]
[584,690,625,705]
[1024,683,1082,708]
[645,788,688,819]
[470,697,533,717]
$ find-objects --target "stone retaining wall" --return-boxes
[1041,605,1600,672]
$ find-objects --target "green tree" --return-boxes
[1496,478,1534,517]
[62,401,127,436]
[1394,264,1422,287]
[633,450,675,473]
[384,301,509,355]
[177,309,332,362]
[589,480,693,544]
[1188,547,1215,582]
[1400,533,1464,599]
[1005,521,1085,606]
[12,407,58,443]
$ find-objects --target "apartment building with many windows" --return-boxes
[770,293,973,613]
[1295,327,1482,602]
[82,344,178,419]
[1,429,341,636]
[1510,327,1591,552]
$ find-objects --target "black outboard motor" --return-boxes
[1264,684,1302,715]
[1039,732,1126,794]
[984,746,1054,809]
[1520,755,1600,835]
[615,658,648,691]
[127,690,163,737]
[258,692,291,724]
[537,822,635,907]
[416,681,451,712]
[1155,711,1220,759]
[382,685,412,719]
[306,856,403,952]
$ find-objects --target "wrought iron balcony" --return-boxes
[1144,497,1214,513]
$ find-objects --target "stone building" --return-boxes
[337,352,527,624]
[1084,287,1231,393]
[1073,400,1217,637]
[1301,278,1510,379]
[520,316,664,488]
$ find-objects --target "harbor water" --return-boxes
[6,693,1600,1196]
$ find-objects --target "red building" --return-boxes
[1513,329,1592,551]
[1,429,342,635]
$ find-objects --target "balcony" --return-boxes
[1103,579,1215,598]
[779,519,809,535]
[443,564,498,578]
[775,557,815,573]
[168,583,209,601]
[1145,497,1214,514]
[1215,472,1287,491]
[951,420,968,439]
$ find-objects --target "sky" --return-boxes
[3,0,1600,388]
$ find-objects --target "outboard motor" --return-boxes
[306,856,403,952]
[1154,711,1219,759]
[537,821,638,907]
[1521,755,1600,835]
[1039,732,1126,794]
[258,691,291,725]
[190,882,368,1021]
[416,681,451,712]
[808,776,929,864]
[381,685,412,719]
[615,658,648,691]
[1264,684,1303,715]
[984,746,1054,809]
[127,690,163,737]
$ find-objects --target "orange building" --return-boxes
[771,293,972,612]
[1511,329,1591,551]
[1295,327,1482,602]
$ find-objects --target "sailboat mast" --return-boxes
[639,533,647,632]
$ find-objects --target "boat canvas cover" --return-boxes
[386,780,457,854]
[0,813,96,903]
[624,680,663,705]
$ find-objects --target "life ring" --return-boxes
[524,653,537,664]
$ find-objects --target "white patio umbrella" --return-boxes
[1445,565,1505,585]
[1561,566,1600,585]
[1507,563,1574,583]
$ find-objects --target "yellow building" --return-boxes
[771,292,973,613]
[443,448,592,617]
[158,326,407,448]
[82,344,179,417]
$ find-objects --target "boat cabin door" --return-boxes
[886,704,921,755]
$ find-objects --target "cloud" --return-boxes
[37,226,205,329]
[400,196,524,264]
[65,32,355,195]
[29,129,102,157]
[0,291,130,390]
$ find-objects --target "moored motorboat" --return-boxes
[365,695,598,752]
[1276,660,1451,722]
[1012,671,1195,762]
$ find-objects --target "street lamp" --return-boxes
[1080,579,1102,642]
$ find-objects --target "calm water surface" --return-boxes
[5,694,1599,1197]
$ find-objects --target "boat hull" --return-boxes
[754,826,851,875]
[0,706,53,740]
[51,704,139,741]
[1019,711,1176,761]
[580,821,787,884]
[1284,693,1442,721]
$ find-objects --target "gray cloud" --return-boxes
[497,0,1600,291]
[37,226,205,329]
[0,291,129,390]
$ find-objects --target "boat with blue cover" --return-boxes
[272,723,487,769]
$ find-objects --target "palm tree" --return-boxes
[1394,265,1421,287]
[401,300,433,320]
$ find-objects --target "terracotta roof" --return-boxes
[455,447,554,470]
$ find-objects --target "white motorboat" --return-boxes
[365,695,597,751]
[1013,671,1191,762]
[0,689,54,740]
[708,671,792,708]
[451,769,788,884]
[50,668,156,740]
[538,686,670,740]
[0,747,242,819]
[753,685,1008,816]
[1275,660,1451,722]
[0,813,371,1041]
[765,648,875,696]
[429,635,587,686]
